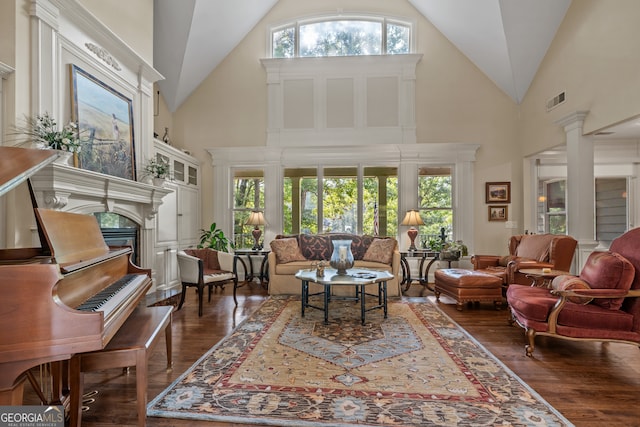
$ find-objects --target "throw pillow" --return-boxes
[299,234,331,260]
[362,238,396,265]
[270,237,306,264]
[580,251,635,310]
[515,234,554,262]
[185,248,221,270]
[551,275,593,305]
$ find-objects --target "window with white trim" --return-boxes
[272,16,411,58]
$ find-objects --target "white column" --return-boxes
[398,158,419,251]
[555,111,597,270]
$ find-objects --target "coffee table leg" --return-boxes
[383,281,388,318]
[301,280,307,317]
[360,285,366,325]
[324,284,330,324]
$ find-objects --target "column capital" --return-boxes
[554,111,589,131]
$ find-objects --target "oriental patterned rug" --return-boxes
[147,296,572,426]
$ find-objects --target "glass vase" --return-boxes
[329,239,354,275]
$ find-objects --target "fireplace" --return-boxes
[94,213,140,265]
[30,163,171,275]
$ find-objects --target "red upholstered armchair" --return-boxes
[471,234,577,285]
[507,228,640,357]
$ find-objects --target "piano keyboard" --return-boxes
[76,273,147,315]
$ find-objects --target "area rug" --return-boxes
[147,296,572,426]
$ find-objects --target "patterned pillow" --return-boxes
[551,275,593,305]
[270,238,306,264]
[299,234,331,260]
[185,248,221,270]
[362,238,396,265]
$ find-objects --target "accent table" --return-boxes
[400,250,454,293]
[233,249,270,287]
[519,268,570,288]
[295,268,394,325]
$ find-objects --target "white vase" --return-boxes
[153,177,166,186]
[53,150,73,166]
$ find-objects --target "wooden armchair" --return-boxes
[507,228,640,356]
[471,234,577,285]
[176,248,237,316]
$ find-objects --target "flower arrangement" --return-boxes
[441,240,468,260]
[143,157,170,179]
[17,112,83,153]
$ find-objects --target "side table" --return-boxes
[400,250,453,293]
[234,249,270,288]
[519,268,570,288]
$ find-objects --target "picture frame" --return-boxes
[485,181,511,203]
[70,64,136,180]
[488,205,508,221]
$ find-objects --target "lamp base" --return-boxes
[407,228,418,251]
[252,227,262,250]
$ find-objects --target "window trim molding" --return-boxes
[268,13,417,58]
[208,143,479,250]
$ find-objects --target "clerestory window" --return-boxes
[272,16,411,58]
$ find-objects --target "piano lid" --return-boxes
[0,146,57,197]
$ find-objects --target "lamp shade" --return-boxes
[245,211,266,226]
[401,210,424,226]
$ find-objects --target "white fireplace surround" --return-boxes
[29,162,171,270]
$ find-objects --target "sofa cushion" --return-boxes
[580,251,635,310]
[515,234,554,261]
[299,234,331,260]
[270,238,306,264]
[551,275,593,305]
[362,238,396,265]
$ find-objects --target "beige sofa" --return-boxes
[267,233,401,296]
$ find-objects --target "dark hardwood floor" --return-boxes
[24,281,640,426]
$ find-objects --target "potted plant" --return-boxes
[440,240,468,261]
[143,158,170,185]
[198,222,233,252]
[14,112,83,165]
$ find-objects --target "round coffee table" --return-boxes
[519,268,570,288]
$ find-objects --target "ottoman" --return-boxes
[434,268,503,311]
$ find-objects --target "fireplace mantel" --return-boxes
[29,162,172,273]
[30,163,171,225]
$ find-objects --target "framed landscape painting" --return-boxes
[70,64,136,180]
[485,181,511,203]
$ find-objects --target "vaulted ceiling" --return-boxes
[153,0,572,113]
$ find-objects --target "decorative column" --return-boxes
[555,111,597,270]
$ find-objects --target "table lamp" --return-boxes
[245,211,266,250]
[401,210,424,251]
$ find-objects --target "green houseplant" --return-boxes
[198,222,233,252]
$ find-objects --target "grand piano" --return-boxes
[0,146,152,405]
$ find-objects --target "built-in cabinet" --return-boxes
[153,139,200,290]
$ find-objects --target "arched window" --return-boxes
[272,16,412,58]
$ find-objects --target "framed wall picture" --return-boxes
[485,181,511,203]
[70,64,136,180]
[488,205,508,221]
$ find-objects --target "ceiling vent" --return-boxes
[546,91,566,112]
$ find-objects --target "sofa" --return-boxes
[268,233,401,296]
[471,234,578,285]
